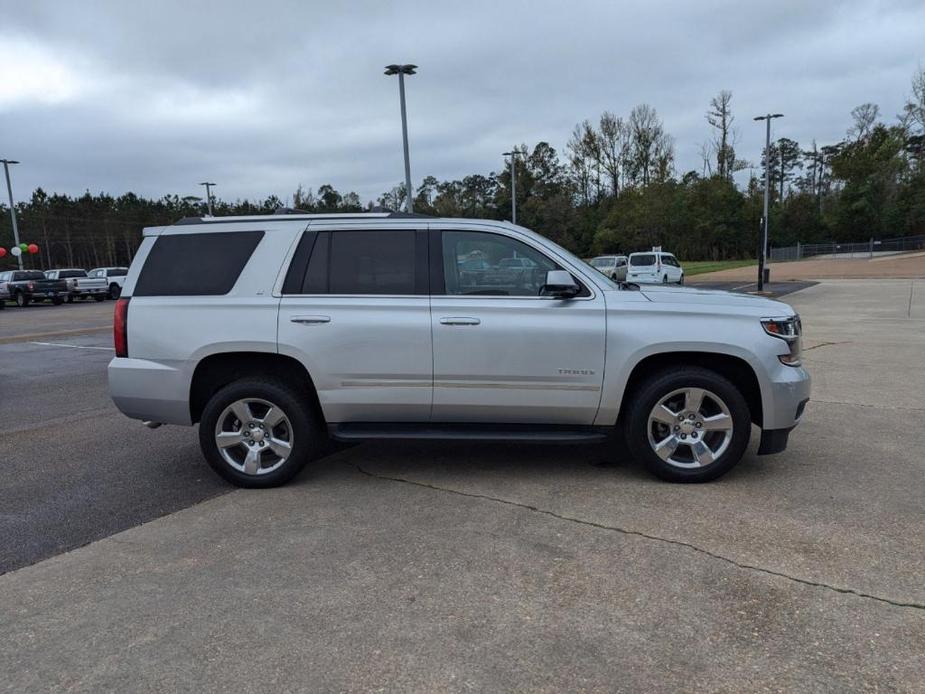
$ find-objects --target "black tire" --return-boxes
[624,366,751,483]
[678,274,684,285]
[15,292,29,307]
[51,296,64,305]
[93,294,106,302]
[198,378,322,488]
[66,295,75,303]
[109,283,121,299]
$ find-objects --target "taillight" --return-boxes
[27,281,34,290]
[114,297,130,357]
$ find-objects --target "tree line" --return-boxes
[2,68,922,270]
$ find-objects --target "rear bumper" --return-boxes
[108,357,192,425]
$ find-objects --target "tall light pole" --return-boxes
[753,113,783,292]
[1,159,23,270]
[502,148,525,225]
[384,64,417,213]
[199,182,216,216]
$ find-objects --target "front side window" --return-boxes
[440,231,560,297]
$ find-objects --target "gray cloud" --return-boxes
[2,0,923,204]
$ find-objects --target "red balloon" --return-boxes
[0,247,6,257]
[27,243,39,254]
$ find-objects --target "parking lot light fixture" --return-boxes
[199,182,217,216]
[753,113,784,291]
[502,149,525,225]
[1,158,23,270]
[384,64,417,213]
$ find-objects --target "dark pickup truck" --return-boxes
[0,270,68,307]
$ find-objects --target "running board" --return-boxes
[330,422,610,444]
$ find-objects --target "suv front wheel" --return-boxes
[199,378,321,488]
[625,367,751,482]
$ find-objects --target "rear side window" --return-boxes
[109,268,128,276]
[284,229,424,295]
[134,231,264,296]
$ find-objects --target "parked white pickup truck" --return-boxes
[44,269,109,302]
[87,267,129,299]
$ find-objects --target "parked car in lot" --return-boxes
[0,270,68,306]
[627,251,684,284]
[44,269,109,302]
[589,255,628,281]
[87,266,129,299]
[109,213,809,488]
[0,277,8,308]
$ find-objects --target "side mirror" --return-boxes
[540,269,580,299]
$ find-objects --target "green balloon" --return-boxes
[19,243,28,251]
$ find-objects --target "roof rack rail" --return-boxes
[272,207,312,215]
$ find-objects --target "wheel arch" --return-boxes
[616,351,763,428]
[189,352,324,427]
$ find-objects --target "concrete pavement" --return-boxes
[1,280,923,691]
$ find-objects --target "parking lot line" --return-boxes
[28,341,114,351]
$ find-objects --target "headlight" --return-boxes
[762,315,802,366]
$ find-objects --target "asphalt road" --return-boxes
[2,282,923,691]
[0,301,229,574]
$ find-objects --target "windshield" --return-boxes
[630,254,656,266]
[590,257,614,268]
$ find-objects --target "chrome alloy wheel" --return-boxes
[214,398,294,475]
[646,387,734,469]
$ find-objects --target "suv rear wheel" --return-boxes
[199,378,321,488]
[15,292,29,307]
[625,367,751,482]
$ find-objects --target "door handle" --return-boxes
[439,317,480,326]
[291,315,331,325]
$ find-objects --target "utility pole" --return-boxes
[1,159,23,270]
[199,182,216,216]
[753,113,783,291]
[502,148,525,225]
[384,64,417,213]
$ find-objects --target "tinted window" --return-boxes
[286,230,420,295]
[328,231,416,294]
[302,231,330,294]
[16,271,46,281]
[440,231,562,297]
[60,270,87,279]
[109,268,128,276]
[134,230,263,296]
[630,254,656,266]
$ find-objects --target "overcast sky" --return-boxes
[2,0,923,205]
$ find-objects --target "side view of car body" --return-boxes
[44,269,109,302]
[589,255,628,281]
[87,267,129,299]
[627,251,684,284]
[109,214,809,488]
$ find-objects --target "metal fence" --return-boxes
[769,233,925,262]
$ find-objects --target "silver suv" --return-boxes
[109,213,810,487]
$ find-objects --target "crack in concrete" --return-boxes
[812,399,925,412]
[802,340,849,352]
[356,465,924,611]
